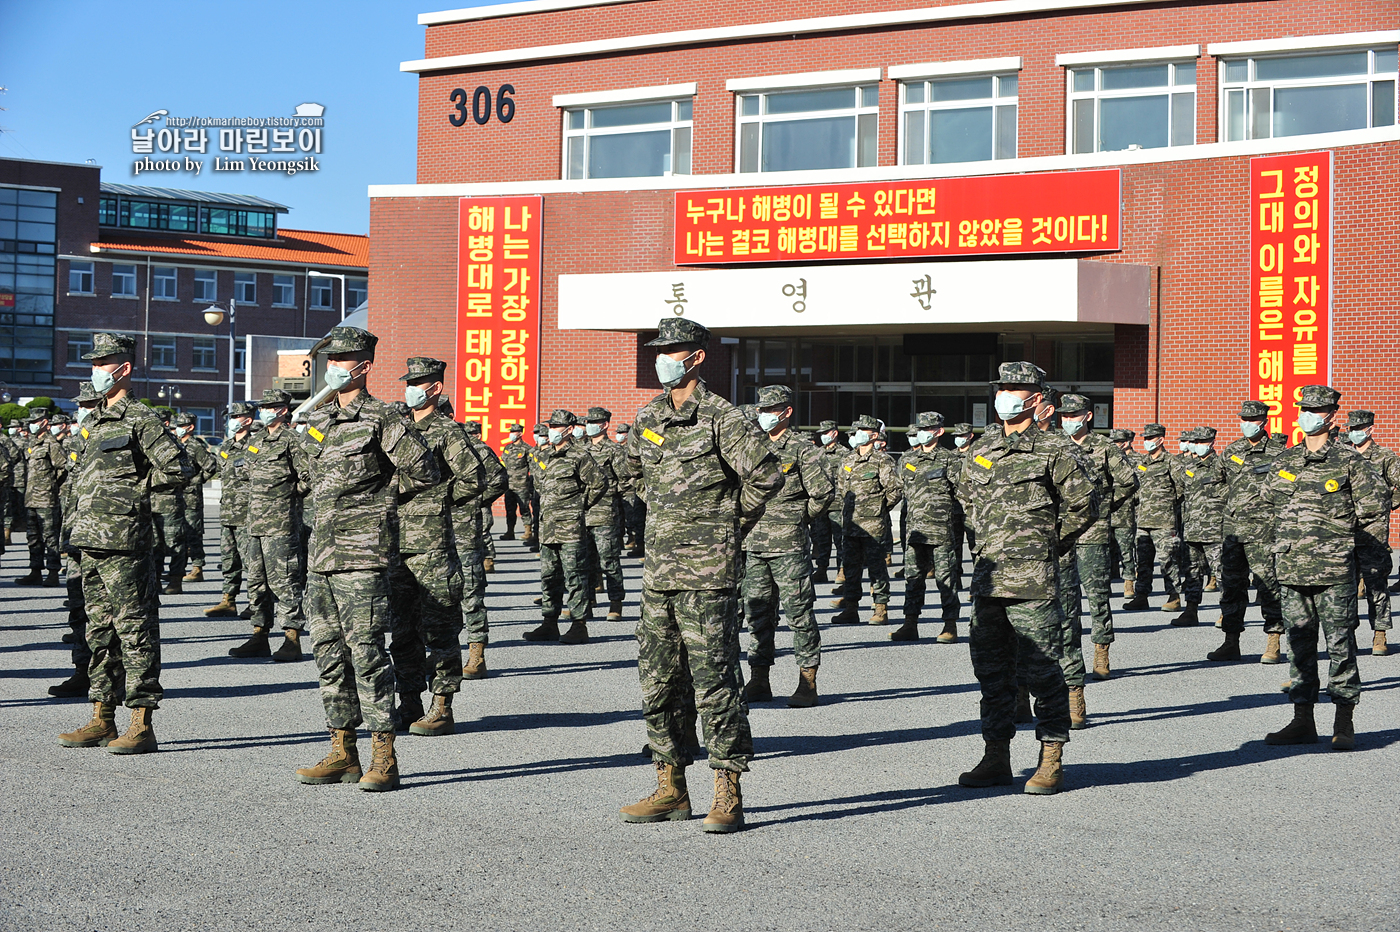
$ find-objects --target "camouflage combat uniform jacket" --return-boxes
[1109,448,1138,531]
[585,436,626,528]
[1071,432,1139,545]
[1133,448,1182,531]
[24,428,67,508]
[533,439,605,544]
[1263,438,1387,587]
[1355,441,1400,545]
[180,434,219,508]
[501,436,533,499]
[898,444,961,546]
[1220,434,1287,543]
[216,433,252,528]
[301,391,438,573]
[245,426,312,538]
[818,441,845,512]
[401,409,483,555]
[626,380,784,591]
[836,448,903,540]
[743,428,834,554]
[1179,451,1228,545]
[468,435,508,510]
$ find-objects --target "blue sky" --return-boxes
[0,0,495,234]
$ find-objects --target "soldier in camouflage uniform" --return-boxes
[0,419,21,549]
[171,414,217,582]
[463,418,508,573]
[500,422,534,542]
[584,406,628,620]
[526,422,547,553]
[293,326,438,793]
[615,422,645,555]
[892,411,961,643]
[1172,426,1227,628]
[948,421,976,587]
[741,385,834,707]
[1108,428,1138,593]
[388,357,482,736]
[957,362,1095,795]
[524,410,605,644]
[831,414,903,625]
[621,317,784,834]
[49,383,103,698]
[1125,424,1185,612]
[1212,401,1288,662]
[1345,410,1399,656]
[1263,385,1386,751]
[58,334,192,755]
[810,420,845,584]
[1058,395,1138,681]
[147,412,188,596]
[205,403,257,619]
[18,406,66,586]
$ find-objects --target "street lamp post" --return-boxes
[155,384,183,407]
[201,298,237,412]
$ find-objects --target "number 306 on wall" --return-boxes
[449,85,516,126]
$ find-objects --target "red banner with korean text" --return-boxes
[455,195,542,448]
[1248,152,1331,441]
[674,169,1120,264]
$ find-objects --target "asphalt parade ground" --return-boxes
[1,494,1397,932]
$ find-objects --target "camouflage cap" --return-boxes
[1109,428,1136,442]
[1239,400,1269,418]
[257,388,292,407]
[533,422,549,435]
[739,404,760,423]
[852,414,881,432]
[1179,430,1192,441]
[226,401,257,418]
[615,422,631,433]
[949,422,974,435]
[547,409,578,427]
[399,356,447,382]
[24,406,50,422]
[506,422,525,432]
[1348,410,1375,428]
[991,360,1046,388]
[1058,393,1092,416]
[817,419,838,432]
[1298,384,1341,408]
[81,332,136,360]
[586,406,611,422]
[1142,423,1167,439]
[171,412,195,428]
[644,316,710,349]
[915,411,945,429]
[73,382,103,404]
[756,384,794,408]
[312,325,378,358]
[462,419,481,435]
[1194,426,1218,442]
[50,411,71,425]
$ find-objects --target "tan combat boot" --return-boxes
[1204,575,1218,592]
[1162,596,1182,612]
[559,620,590,644]
[1024,741,1064,795]
[58,701,117,748]
[1373,630,1390,656]
[1068,686,1087,730]
[620,761,691,822]
[743,665,772,703]
[890,619,919,641]
[607,601,624,621]
[271,629,303,663]
[958,739,1013,787]
[358,732,399,792]
[835,567,846,585]
[702,769,744,833]
[296,728,362,784]
[936,620,958,644]
[106,707,157,755]
[1332,703,1355,751]
[183,565,204,582]
[1265,703,1317,745]
[462,642,487,679]
[867,604,890,626]
[1260,632,1284,664]
[1014,686,1034,724]
[204,594,239,618]
[1092,644,1111,680]
[787,667,817,708]
[229,626,271,658]
[1123,579,1136,599]
[410,695,455,737]
[483,558,495,573]
[1357,579,1367,601]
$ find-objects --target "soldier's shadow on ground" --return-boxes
[494,657,638,678]
[159,730,331,753]
[406,750,641,788]
[166,680,317,700]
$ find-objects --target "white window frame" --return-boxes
[111,263,138,298]
[191,337,218,371]
[233,272,256,304]
[193,268,217,303]
[1216,45,1398,143]
[895,61,1022,166]
[66,331,93,366]
[558,86,696,181]
[68,260,94,295]
[346,278,367,310]
[189,407,216,437]
[149,336,177,370]
[309,278,334,310]
[730,69,883,175]
[1059,48,1200,154]
[272,274,297,308]
[152,265,178,301]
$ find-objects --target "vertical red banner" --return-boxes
[455,195,543,448]
[1248,151,1331,442]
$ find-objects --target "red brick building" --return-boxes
[368,0,1398,450]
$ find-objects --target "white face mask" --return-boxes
[757,412,782,432]
[953,435,969,448]
[994,391,1032,420]
[819,432,836,446]
[572,425,585,439]
[849,430,871,448]
[1144,439,1161,452]
[585,423,604,437]
[508,432,522,442]
[548,428,565,444]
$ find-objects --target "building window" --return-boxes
[0,187,56,385]
[192,337,218,370]
[118,199,198,233]
[234,272,256,304]
[310,278,334,309]
[1069,61,1196,153]
[98,197,118,226]
[346,278,367,310]
[66,331,93,365]
[273,274,296,307]
[1222,47,1398,141]
[234,344,246,373]
[901,74,1018,165]
[150,336,177,369]
[189,407,216,437]
[737,85,879,173]
[194,269,217,303]
[202,207,275,238]
[153,266,178,300]
[562,99,693,179]
[69,260,94,294]
[111,263,138,297]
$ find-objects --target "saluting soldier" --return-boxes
[171,413,218,583]
[1107,428,1138,595]
[810,420,844,585]
[1125,424,1185,612]
[49,383,103,699]
[892,411,962,644]
[831,414,903,625]
[499,422,534,543]
[584,406,628,620]
[18,406,66,587]
[1345,410,1399,656]
[1172,427,1227,628]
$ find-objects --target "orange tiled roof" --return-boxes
[90,227,368,270]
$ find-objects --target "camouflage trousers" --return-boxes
[220,524,244,597]
[26,505,61,573]
[245,532,305,630]
[182,490,206,567]
[460,542,488,644]
[743,550,820,670]
[1056,549,1087,688]
[1283,580,1361,707]
[67,550,91,671]
[840,533,890,606]
[1181,540,1222,606]
[1356,540,1392,632]
[969,595,1071,743]
[8,487,23,532]
[82,548,162,709]
[587,522,626,605]
[1134,526,1183,598]
[1110,525,1137,583]
[810,510,843,576]
[1220,536,1285,635]
[152,507,187,587]
[952,513,970,590]
[234,527,273,625]
[480,506,496,560]
[638,586,752,772]
[504,489,533,535]
[622,494,645,546]
[902,539,959,624]
[306,569,395,734]
[389,550,464,698]
[540,540,591,620]
[1075,542,1115,645]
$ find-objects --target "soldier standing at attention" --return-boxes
[206,403,256,620]
[0,417,20,550]
[892,411,961,644]
[741,384,834,707]
[500,422,534,543]
[524,410,605,644]
[172,414,217,583]
[148,412,188,596]
[526,423,547,554]
[1125,424,1185,613]
[615,422,645,556]
[1345,410,1399,656]
[1213,401,1288,662]
[1057,395,1138,679]
[584,407,628,620]
[957,362,1095,795]
[621,317,783,834]
[293,326,438,793]
[58,333,191,754]
[810,420,844,585]
[1108,429,1139,596]
[1172,427,1227,628]
[463,419,508,573]
[18,406,66,587]
[1263,386,1385,751]
[49,383,102,699]
[948,421,976,587]
[831,414,903,626]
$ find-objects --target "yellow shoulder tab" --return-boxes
[843,464,852,472]
[69,452,78,462]
[220,450,229,459]
[974,455,994,470]
[248,445,259,454]
[80,427,89,439]
[1279,469,1297,482]
[781,461,794,473]
[1136,463,1147,471]
[905,461,917,472]
[1230,454,1244,465]
[307,426,325,443]
[1186,469,1195,478]
[641,427,664,446]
